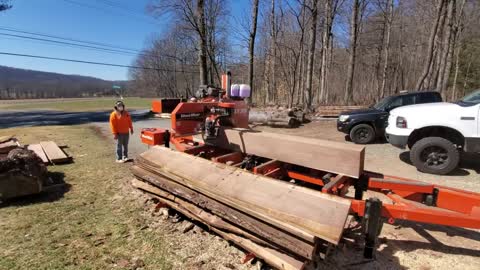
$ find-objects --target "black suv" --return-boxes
[337,91,442,144]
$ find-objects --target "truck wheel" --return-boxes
[410,137,460,175]
[350,124,376,144]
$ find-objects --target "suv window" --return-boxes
[417,93,441,103]
[402,95,415,106]
[385,95,413,111]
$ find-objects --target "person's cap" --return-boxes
[115,100,125,107]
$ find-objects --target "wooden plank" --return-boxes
[212,128,365,178]
[136,183,305,270]
[40,141,70,164]
[132,178,277,250]
[322,175,349,193]
[139,147,351,244]
[131,167,316,259]
[0,140,19,154]
[28,144,49,164]
[211,228,306,270]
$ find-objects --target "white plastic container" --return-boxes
[230,84,240,97]
[239,84,251,98]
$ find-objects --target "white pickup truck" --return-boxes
[386,90,480,175]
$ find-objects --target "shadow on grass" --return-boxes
[0,171,71,207]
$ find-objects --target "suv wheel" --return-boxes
[350,124,376,144]
[410,137,460,175]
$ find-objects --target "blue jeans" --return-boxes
[116,133,129,160]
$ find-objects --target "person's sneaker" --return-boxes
[122,157,129,162]
[116,159,125,163]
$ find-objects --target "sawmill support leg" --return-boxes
[363,197,383,259]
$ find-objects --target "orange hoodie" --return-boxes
[109,111,133,134]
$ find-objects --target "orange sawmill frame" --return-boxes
[165,136,480,230]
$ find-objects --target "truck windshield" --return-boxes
[460,89,480,105]
[373,96,394,110]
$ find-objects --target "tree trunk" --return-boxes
[344,0,360,104]
[415,0,445,90]
[436,0,456,96]
[197,0,208,85]
[320,0,335,104]
[270,0,277,104]
[380,0,394,98]
[451,0,466,101]
[305,0,318,110]
[248,0,260,103]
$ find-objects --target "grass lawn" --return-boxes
[0,97,152,111]
[0,125,172,270]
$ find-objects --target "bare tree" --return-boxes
[248,0,260,102]
[379,0,394,98]
[304,0,318,110]
[437,0,456,96]
[415,0,446,90]
[197,0,209,85]
[344,0,361,104]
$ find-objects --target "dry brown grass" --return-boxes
[0,125,172,270]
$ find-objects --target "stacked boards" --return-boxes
[132,146,352,269]
[28,141,71,165]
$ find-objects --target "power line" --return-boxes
[0,52,199,73]
[0,32,139,56]
[0,28,199,64]
[0,26,140,53]
[97,0,150,18]
[61,0,158,26]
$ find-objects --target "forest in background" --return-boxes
[129,0,480,108]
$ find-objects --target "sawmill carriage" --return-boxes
[134,72,480,269]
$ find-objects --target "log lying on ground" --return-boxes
[212,128,365,178]
[131,166,317,259]
[249,111,301,128]
[138,146,351,244]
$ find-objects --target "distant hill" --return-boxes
[0,66,128,99]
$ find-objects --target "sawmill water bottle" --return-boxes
[239,84,251,98]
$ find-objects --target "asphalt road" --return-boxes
[94,117,171,159]
[0,109,151,129]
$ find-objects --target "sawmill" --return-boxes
[132,72,480,269]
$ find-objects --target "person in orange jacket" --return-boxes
[109,101,134,163]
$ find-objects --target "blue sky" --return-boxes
[0,0,248,81]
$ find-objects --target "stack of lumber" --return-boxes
[27,141,71,165]
[315,105,365,118]
[132,146,353,269]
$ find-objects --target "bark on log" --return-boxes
[133,179,305,270]
[131,165,317,259]
[137,147,351,244]
[0,148,48,200]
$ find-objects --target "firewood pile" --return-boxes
[0,137,48,201]
[131,146,352,270]
[249,107,307,128]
